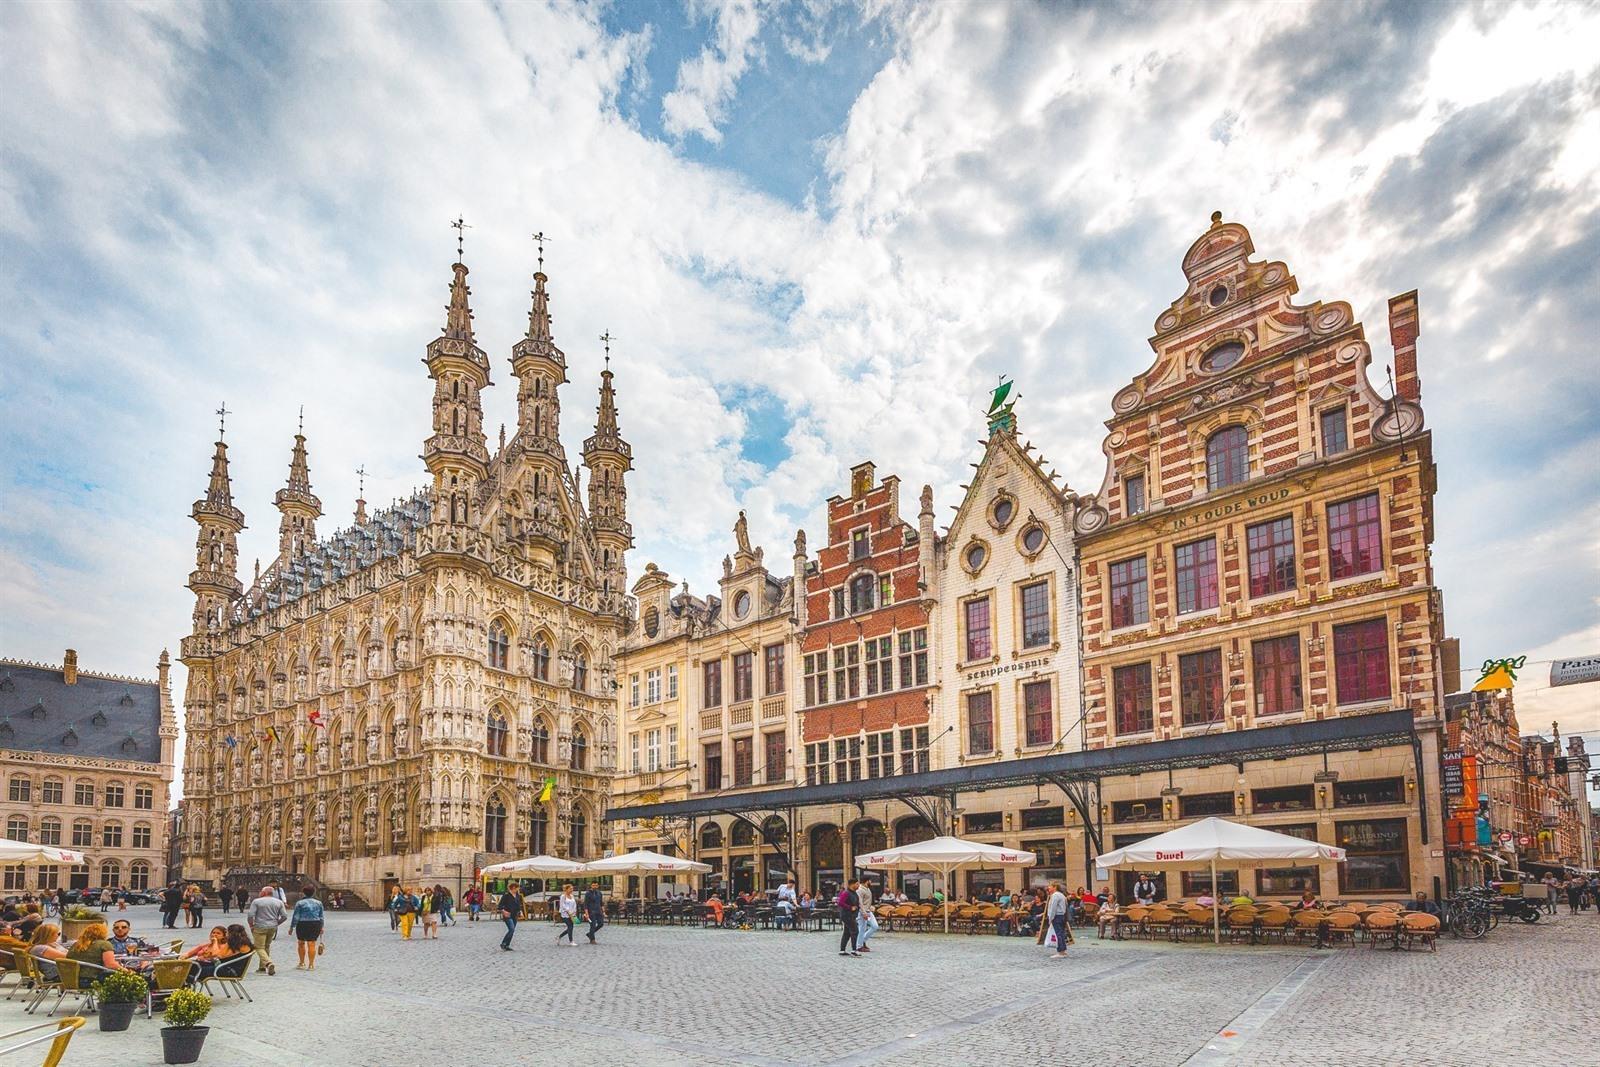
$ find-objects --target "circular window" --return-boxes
[1200,341,1245,373]
[643,608,659,638]
[1207,284,1228,308]
[991,497,1015,529]
[1021,525,1046,555]
[964,542,987,572]
[732,590,751,620]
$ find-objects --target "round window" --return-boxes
[643,608,659,638]
[1200,341,1245,373]
[1207,284,1228,308]
[733,590,751,620]
[965,543,987,572]
[991,497,1015,528]
[1021,526,1046,554]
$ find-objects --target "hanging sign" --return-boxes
[1441,749,1464,797]
[1550,655,1600,687]
[1472,656,1526,692]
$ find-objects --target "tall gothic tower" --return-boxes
[274,423,322,559]
[582,357,631,609]
[187,420,244,632]
[509,261,569,566]
[422,256,491,534]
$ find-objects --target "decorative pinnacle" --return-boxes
[297,405,304,435]
[356,464,367,496]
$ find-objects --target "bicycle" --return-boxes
[1444,892,1491,940]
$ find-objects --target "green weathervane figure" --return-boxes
[987,374,1017,434]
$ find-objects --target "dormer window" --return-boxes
[91,712,107,727]
[851,528,870,560]
[120,737,139,755]
[119,692,135,706]
[990,496,1015,529]
[61,729,78,748]
[1206,426,1250,491]
[29,702,45,720]
[1124,474,1146,517]
[732,590,751,620]
[1200,340,1245,373]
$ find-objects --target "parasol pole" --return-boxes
[1211,857,1221,944]
[943,863,951,933]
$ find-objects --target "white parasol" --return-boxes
[858,836,1037,932]
[0,837,86,865]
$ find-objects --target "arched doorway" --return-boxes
[892,816,936,899]
[809,824,843,898]
[850,819,888,894]
[761,815,790,890]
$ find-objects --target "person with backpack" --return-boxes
[837,880,861,958]
[394,886,418,940]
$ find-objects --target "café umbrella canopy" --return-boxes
[858,836,1037,932]
[0,837,86,865]
[578,849,713,907]
[479,855,586,879]
[1094,817,1348,943]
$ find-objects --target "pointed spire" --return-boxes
[286,431,312,494]
[203,436,235,510]
[444,261,474,342]
[526,269,553,342]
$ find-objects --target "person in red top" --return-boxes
[705,893,725,927]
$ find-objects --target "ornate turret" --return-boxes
[422,230,492,531]
[274,416,322,558]
[583,343,632,604]
[507,241,571,565]
[188,409,245,631]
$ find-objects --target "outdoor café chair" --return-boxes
[1143,906,1177,941]
[44,960,109,1017]
[972,903,1002,934]
[1182,906,1217,941]
[1120,905,1151,939]
[166,939,187,954]
[15,954,61,1014]
[874,904,898,931]
[1290,911,1325,946]
[1224,906,1257,943]
[1399,912,1440,952]
[1324,911,1362,947]
[0,949,21,999]
[200,950,255,1002]
[145,959,198,1019]
[1255,909,1291,944]
[0,1016,85,1067]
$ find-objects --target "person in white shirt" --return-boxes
[556,885,578,946]
[1046,883,1071,959]
[855,880,878,952]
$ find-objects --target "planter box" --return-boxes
[62,915,108,943]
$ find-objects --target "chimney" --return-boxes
[62,649,78,685]
[1439,637,1461,696]
[1388,290,1420,403]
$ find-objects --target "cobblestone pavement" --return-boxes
[33,904,1598,1066]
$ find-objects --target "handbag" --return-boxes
[317,938,325,956]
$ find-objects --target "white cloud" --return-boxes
[661,0,766,143]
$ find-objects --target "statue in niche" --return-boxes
[294,746,307,774]
[363,806,377,839]
[366,729,380,762]
[269,825,281,853]
[337,808,351,843]
[294,665,309,699]
[271,750,285,779]
[368,646,383,677]
[338,732,352,765]
[393,719,410,755]
[316,660,331,692]
[734,511,752,556]
[314,797,326,826]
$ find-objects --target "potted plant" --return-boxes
[160,988,212,1064]
[91,969,147,1031]
[61,903,108,943]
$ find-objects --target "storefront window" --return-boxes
[1336,818,1410,893]
[1021,839,1065,888]
[1179,792,1234,818]
[1181,869,1238,897]
[1256,824,1321,896]
[1252,784,1314,812]
[1111,798,1162,823]
[1334,777,1404,807]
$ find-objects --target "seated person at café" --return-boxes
[185,925,252,980]
[705,893,726,926]
[29,923,68,978]
[67,923,148,986]
[16,907,43,940]
[0,904,20,924]
[1410,892,1441,917]
[107,918,152,956]
[1230,891,1255,908]
[0,922,32,957]
[1295,889,1319,910]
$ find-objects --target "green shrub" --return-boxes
[163,988,212,1029]
[91,969,149,1004]
[62,904,107,922]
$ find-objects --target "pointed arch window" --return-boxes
[484,800,507,853]
[569,808,588,859]
[1206,425,1249,491]
[486,710,509,758]
[529,806,548,855]
[570,728,588,772]
[533,639,552,682]
[488,621,511,671]
[531,717,551,764]
[572,651,588,693]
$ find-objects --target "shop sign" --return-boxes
[963,654,1053,681]
[1169,486,1293,530]
[1441,749,1464,797]
[1550,655,1600,688]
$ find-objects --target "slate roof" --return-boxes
[0,661,161,763]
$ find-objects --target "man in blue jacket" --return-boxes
[583,882,606,944]
[498,883,524,951]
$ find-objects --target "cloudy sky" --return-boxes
[2,0,1598,779]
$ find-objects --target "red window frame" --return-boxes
[1108,556,1148,629]
[1246,516,1296,597]
[1327,493,1382,580]
[1178,649,1224,726]
[1252,635,1303,715]
[966,690,994,755]
[1023,681,1053,747]
[732,651,753,703]
[1333,618,1390,704]
[1206,425,1249,490]
[1113,663,1153,735]
[964,597,992,661]
[1174,537,1218,614]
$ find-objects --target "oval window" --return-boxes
[965,543,987,571]
[992,498,1015,528]
[1022,526,1046,554]
[1208,284,1228,307]
[643,608,659,638]
[733,591,751,620]
[1200,341,1245,373]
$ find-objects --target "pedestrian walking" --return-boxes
[235,885,249,914]
[1566,875,1584,915]
[498,883,524,951]
[837,880,861,957]
[221,886,231,914]
[160,883,184,929]
[583,882,605,944]
[1046,882,1072,959]
[466,886,482,922]
[291,885,325,971]
[186,884,205,928]
[396,887,418,940]
[855,880,878,952]
[436,884,456,926]
[244,886,288,975]
[419,887,440,939]
[557,884,578,945]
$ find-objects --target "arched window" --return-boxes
[5,816,27,842]
[128,861,151,891]
[572,650,588,692]
[38,817,61,845]
[133,784,154,810]
[531,718,551,764]
[533,638,552,682]
[99,860,121,888]
[1206,425,1249,491]
[730,821,756,848]
[488,621,511,671]
[484,800,507,853]
[699,823,723,850]
[570,729,588,771]
[529,807,548,855]
[486,710,509,757]
[570,809,588,859]
[849,573,876,614]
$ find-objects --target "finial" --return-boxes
[498,423,506,451]
[1210,210,1223,226]
[356,464,367,496]
[216,402,230,440]
[599,330,614,371]
[297,405,304,436]
[532,230,549,271]
[451,216,471,262]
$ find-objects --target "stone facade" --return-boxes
[178,252,631,904]
[0,649,177,893]
[1073,213,1444,899]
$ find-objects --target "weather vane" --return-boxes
[297,404,304,435]
[355,464,367,496]
[216,402,230,440]
[599,330,615,369]
[986,375,1016,434]
[532,230,550,271]
[451,216,471,260]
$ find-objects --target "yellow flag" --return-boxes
[1472,662,1518,692]
[536,775,557,804]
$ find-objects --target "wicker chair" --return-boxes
[1399,912,1440,952]
[1223,907,1258,943]
[970,904,1002,935]
[1119,905,1150,939]
[1363,908,1400,949]
[1143,906,1177,941]
[1290,910,1326,946]
[1324,911,1362,946]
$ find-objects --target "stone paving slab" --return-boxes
[25,904,1598,1066]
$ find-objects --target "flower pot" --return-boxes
[160,1025,210,1065]
[98,1000,138,1031]
[62,916,106,943]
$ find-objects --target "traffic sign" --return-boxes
[1499,831,1513,843]
[1518,834,1532,847]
